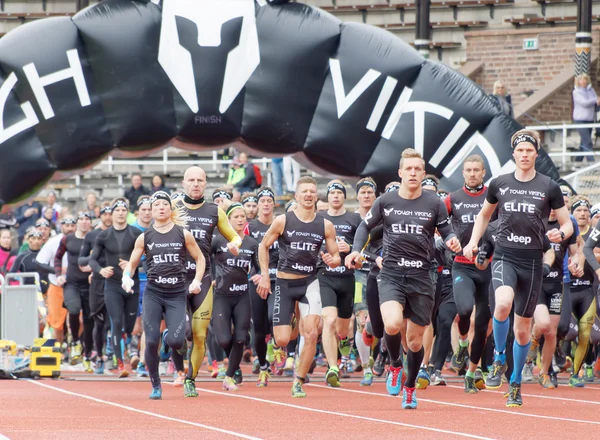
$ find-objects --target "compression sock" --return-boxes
[493,317,510,363]
[384,331,402,368]
[509,340,531,384]
[404,347,424,388]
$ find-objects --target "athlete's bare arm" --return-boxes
[463,200,497,260]
[543,247,555,268]
[184,229,206,283]
[547,206,574,243]
[321,219,341,268]
[217,207,242,255]
[257,214,285,298]
[124,233,145,276]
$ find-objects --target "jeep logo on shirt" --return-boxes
[326,265,346,273]
[292,263,313,272]
[506,233,531,245]
[397,258,423,268]
[229,283,248,292]
[156,276,178,285]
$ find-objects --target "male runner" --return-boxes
[445,154,493,392]
[347,149,461,409]
[318,180,362,387]
[175,166,242,398]
[464,129,573,407]
[257,176,340,398]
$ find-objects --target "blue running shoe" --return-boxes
[386,366,403,396]
[137,362,149,378]
[159,330,172,362]
[416,367,431,390]
[360,371,374,386]
[149,386,162,400]
[94,360,104,375]
[402,386,417,409]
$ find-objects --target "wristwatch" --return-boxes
[559,230,565,240]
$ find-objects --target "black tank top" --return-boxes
[448,187,489,261]
[248,218,279,280]
[144,224,187,292]
[277,211,325,276]
[571,226,595,290]
[177,201,220,275]
[317,211,362,277]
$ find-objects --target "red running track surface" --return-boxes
[1,374,598,440]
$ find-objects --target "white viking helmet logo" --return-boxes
[158,0,260,113]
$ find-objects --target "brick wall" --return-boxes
[465,26,600,124]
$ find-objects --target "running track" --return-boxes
[1,369,598,439]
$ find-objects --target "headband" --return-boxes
[212,190,232,202]
[28,230,43,238]
[61,217,76,225]
[422,178,438,190]
[137,197,151,207]
[592,206,600,218]
[256,188,275,201]
[356,180,377,193]
[512,133,539,151]
[437,191,449,200]
[385,184,400,193]
[111,199,129,212]
[571,199,591,213]
[100,206,112,215]
[561,189,572,197]
[242,195,258,205]
[226,202,244,216]
[327,182,346,198]
[78,212,92,220]
[150,191,172,206]
[35,219,50,228]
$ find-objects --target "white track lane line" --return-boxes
[0,434,11,439]
[444,384,600,405]
[306,384,600,425]
[195,386,496,440]
[29,381,262,440]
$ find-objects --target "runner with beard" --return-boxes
[78,204,113,374]
[257,176,340,398]
[248,187,279,387]
[242,193,258,220]
[347,149,460,410]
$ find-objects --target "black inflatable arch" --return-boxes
[0,0,562,206]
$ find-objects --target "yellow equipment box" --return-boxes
[30,345,61,379]
[0,340,17,355]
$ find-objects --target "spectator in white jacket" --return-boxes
[573,74,600,162]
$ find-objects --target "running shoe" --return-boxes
[373,351,387,377]
[216,367,226,380]
[291,379,306,398]
[522,362,534,382]
[223,376,239,391]
[451,343,469,371]
[584,364,594,382]
[266,341,275,364]
[273,347,286,375]
[386,366,404,396]
[474,367,486,390]
[505,382,523,407]
[70,342,82,365]
[569,374,585,387]
[137,362,149,377]
[564,356,573,374]
[234,369,243,385]
[339,361,350,379]
[430,370,446,386]
[416,367,430,390]
[360,371,374,386]
[252,359,260,375]
[538,373,555,389]
[211,362,220,378]
[485,360,507,389]
[173,371,186,387]
[184,378,198,397]
[283,356,295,377]
[149,386,162,400]
[130,353,140,370]
[94,360,104,375]
[117,359,129,378]
[549,371,559,388]
[464,376,478,394]
[257,369,270,387]
[159,330,171,362]
[83,358,93,373]
[402,386,417,409]
[326,366,341,388]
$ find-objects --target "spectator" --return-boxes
[271,158,284,198]
[573,73,600,163]
[490,80,513,118]
[41,206,58,232]
[0,228,13,275]
[84,192,100,219]
[14,199,42,245]
[151,174,169,194]
[283,156,301,194]
[234,152,258,194]
[124,172,151,209]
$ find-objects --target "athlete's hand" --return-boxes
[376,256,383,269]
[321,251,337,268]
[250,274,262,285]
[100,266,114,279]
[188,279,202,295]
[345,252,363,270]
[446,237,462,254]
[56,275,66,287]
[118,259,128,271]
[546,229,563,244]
[227,242,240,256]
[462,243,477,260]
[79,265,92,273]
[121,274,134,294]
[257,275,271,299]
[337,240,350,254]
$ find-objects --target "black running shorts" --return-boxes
[540,281,563,315]
[377,271,435,327]
[318,273,355,319]
[273,276,321,326]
